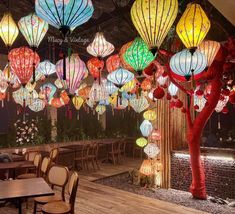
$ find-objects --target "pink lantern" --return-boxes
[150,129,161,141]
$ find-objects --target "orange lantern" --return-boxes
[50,98,64,108]
[60,90,70,105]
[78,86,91,100]
[87,57,104,79]
[106,54,121,73]
[0,92,6,100]
[141,78,152,91]
[150,129,161,141]
[119,41,134,72]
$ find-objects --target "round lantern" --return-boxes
[136,137,148,147]
[87,57,104,79]
[143,110,156,121]
[87,32,114,58]
[35,0,94,37]
[198,40,221,67]
[28,98,46,112]
[106,54,121,73]
[124,37,154,75]
[130,96,149,113]
[72,96,84,110]
[140,120,153,137]
[56,54,88,95]
[170,49,207,81]
[119,41,134,71]
[89,81,108,103]
[0,12,19,47]
[8,47,40,86]
[141,78,152,91]
[176,3,210,50]
[139,159,153,176]
[105,81,118,96]
[150,129,161,141]
[95,105,106,115]
[131,0,178,53]
[153,87,165,99]
[107,68,134,88]
[144,143,160,159]
[13,87,38,107]
[168,82,178,97]
[36,60,56,77]
[18,13,48,48]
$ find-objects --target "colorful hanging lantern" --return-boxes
[86,98,95,108]
[124,37,154,75]
[130,96,149,113]
[36,60,56,77]
[60,90,70,105]
[25,82,36,93]
[106,54,121,73]
[141,78,152,91]
[40,83,57,101]
[0,12,19,47]
[150,129,161,141]
[157,75,168,87]
[139,159,153,176]
[2,64,18,85]
[131,0,178,53]
[107,68,134,88]
[18,13,48,48]
[136,137,148,148]
[56,54,88,95]
[153,86,165,99]
[89,81,108,103]
[110,95,128,110]
[87,57,104,79]
[13,87,38,107]
[54,78,64,89]
[140,120,153,137]
[143,110,156,121]
[194,95,206,112]
[215,96,229,113]
[95,105,106,115]
[143,60,164,79]
[105,81,118,96]
[144,143,160,159]
[35,0,94,37]
[168,83,178,97]
[119,41,134,71]
[198,40,221,67]
[176,3,210,50]
[50,97,64,108]
[0,74,8,93]
[87,32,114,58]
[120,78,138,93]
[28,98,46,112]
[78,86,91,100]
[72,96,84,110]
[8,47,40,86]
[170,49,207,81]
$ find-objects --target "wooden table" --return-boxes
[0,178,54,214]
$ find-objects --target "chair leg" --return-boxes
[112,153,116,165]
[95,158,100,170]
[33,201,37,214]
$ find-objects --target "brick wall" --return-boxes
[171,152,235,199]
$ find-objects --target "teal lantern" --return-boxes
[124,37,154,75]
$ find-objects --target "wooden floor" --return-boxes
[0,158,207,214]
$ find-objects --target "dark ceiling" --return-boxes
[0,0,234,62]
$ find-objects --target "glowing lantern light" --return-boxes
[8,47,40,86]
[110,95,128,110]
[0,93,6,101]
[40,83,57,101]
[194,95,206,112]
[25,82,36,93]
[215,96,229,113]
[0,75,8,93]
[35,0,94,37]
[95,105,106,115]
[119,41,134,71]
[136,137,147,148]
[140,120,153,137]
[150,129,161,141]
[105,81,118,96]
[18,13,48,48]
[72,96,84,110]
[168,83,178,97]
[120,78,138,93]
[144,143,160,159]
[86,98,95,108]
[122,91,136,100]
[13,87,38,107]
[28,98,46,112]
[141,78,152,91]
[176,3,210,50]
[106,54,121,73]
[2,64,18,85]
[89,81,108,103]
[198,40,221,67]
[139,159,153,176]
[87,32,114,58]
[107,68,134,88]
[60,90,70,105]
[130,96,149,113]
[87,57,104,79]
[124,37,154,75]
[170,49,207,81]
[78,86,91,99]
[0,13,19,47]
[50,98,64,108]
[36,60,56,77]
[54,78,64,89]
[157,75,168,86]
[56,54,88,95]
[153,86,165,99]
[131,0,178,53]
[143,110,156,121]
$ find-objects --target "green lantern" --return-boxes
[124,37,154,75]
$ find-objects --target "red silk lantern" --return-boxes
[8,46,40,86]
[229,91,235,104]
[106,54,121,73]
[141,78,152,91]
[87,57,104,79]
[153,86,165,99]
[221,88,230,96]
[175,99,183,108]
[143,60,164,79]
[222,106,229,114]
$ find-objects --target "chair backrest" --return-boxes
[89,143,99,156]
[82,144,90,158]
[120,141,126,151]
[25,151,38,161]
[68,171,79,213]
[112,141,121,152]
[47,165,69,201]
[40,157,51,177]
[33,153,42,176]
[49,148,59,163]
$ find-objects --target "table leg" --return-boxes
[18,198,22,214]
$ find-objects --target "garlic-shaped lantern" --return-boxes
[140,120,153,137]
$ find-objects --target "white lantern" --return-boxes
[144,143,160,159]
[168,82,178,97]
[130,96,149,113]
[140,120,153,137]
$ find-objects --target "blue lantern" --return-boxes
[36,60,56,77]
[105,81,118,96]
[140,120,153,137]
[35,0,94,37]
[170,49,207,81]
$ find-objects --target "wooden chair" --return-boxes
[24,151,38,161]
[42,171,79,214]
[87,143,100,171]
[119,140,127,162]
[108,141,121,165]
[33,165,69,214]
[73,144,90,171]
[49,148,59,164]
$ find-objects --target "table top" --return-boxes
[0,161,34,170]
[0,178,54,200]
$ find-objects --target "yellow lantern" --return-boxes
[176,3,210,50]
[136,137,148,147]
[131,0,178,53]
[143,110,157,121]
[95,105,106,115]
[198,40,220,67]
[0,13,19,47]
[139,159,153,176]
[72,96,84,110]
[120,78,138,93]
